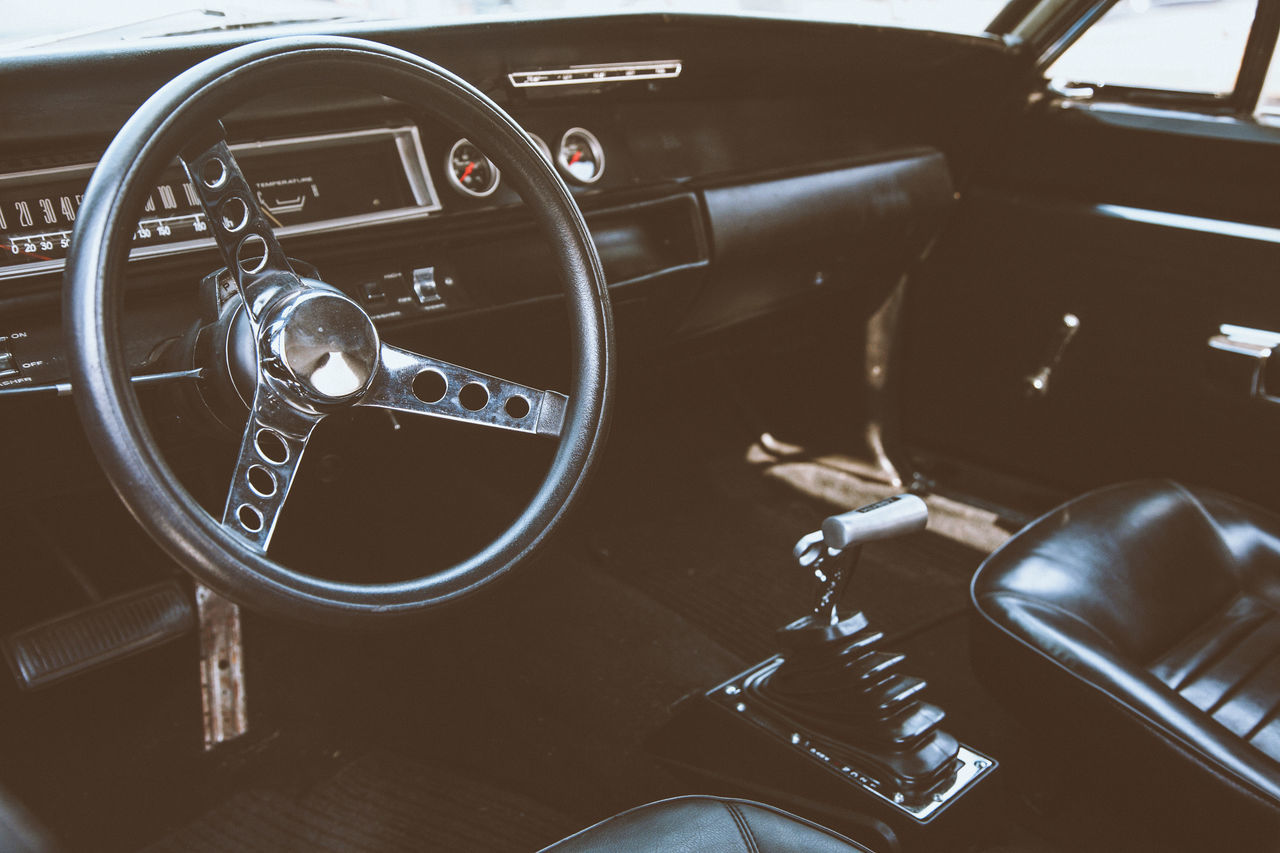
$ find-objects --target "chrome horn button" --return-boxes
[264,288,380,403]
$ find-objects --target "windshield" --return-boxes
[7,1,1009,51]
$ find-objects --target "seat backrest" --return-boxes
[970,479,1280,813]
[973,480,1239,663]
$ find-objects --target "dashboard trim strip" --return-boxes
[508,59,681,88]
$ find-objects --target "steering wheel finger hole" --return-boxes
[254,428,289,465]
[247,464,277,497]
[220,197,250,232]
[458,382,489,412]
[200,157,228,189]
[504,395,531,419]
[412,370,447,404]
[237,234,269,274]
[236,504,264,533]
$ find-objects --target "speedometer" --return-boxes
[445,138,500,198]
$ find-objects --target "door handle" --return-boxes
[1206,323,1280,403]
[1024,312,1081,398]
[1046,79,1096,100]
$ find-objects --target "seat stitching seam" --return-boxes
[724,802,760,853]
[1203,618,1280,715]
[1156,594,1256,690]
[1243,693,1280,743]
[972,594,1280,805]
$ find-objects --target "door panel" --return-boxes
[898,103,1280,508]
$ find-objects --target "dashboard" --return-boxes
[0,118,622,277]
[0,14,1018,499]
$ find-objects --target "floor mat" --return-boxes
[141,752,577,853]
[746,435,1016,555]
[583,429,1005,662]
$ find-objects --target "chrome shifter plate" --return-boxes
[707,656,997,823]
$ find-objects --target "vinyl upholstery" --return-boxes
[971,480,1280,815]
[540,796,874,852]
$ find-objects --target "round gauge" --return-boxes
[446,138,500,198]
[529,133,554,164]
[557,127,605,185]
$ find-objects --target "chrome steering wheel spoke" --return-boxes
[180,128,301,321]
[221,384,323,552]
[359,343,568,438]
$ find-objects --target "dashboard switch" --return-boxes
[0,351,17,377]
[411,266,444,307]
[359,270,405,307]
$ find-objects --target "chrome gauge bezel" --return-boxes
[444,138,501,198]
[556,127,605,185]
[529,133,554,164]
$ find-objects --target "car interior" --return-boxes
[1,0,1278,850]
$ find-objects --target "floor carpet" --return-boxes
[141,752,577,853]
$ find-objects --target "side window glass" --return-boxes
[1046,0,1257,96]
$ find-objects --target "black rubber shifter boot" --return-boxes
[748,610,960,798]
[746,495,961,802]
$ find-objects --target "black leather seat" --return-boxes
[540,795,874,852]
[971,480,1280,843]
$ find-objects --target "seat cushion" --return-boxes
[540,796,875,853]
[971,480,1280,816]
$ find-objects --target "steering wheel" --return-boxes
[64,37,614,625]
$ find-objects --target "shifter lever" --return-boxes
[745,493,964,807]
[794,495,928,626]
[677,493,993,822]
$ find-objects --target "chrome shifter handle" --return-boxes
[793,495,929,626]
[820,494,929,550]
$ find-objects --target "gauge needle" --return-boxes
[461,162,476,181]
[569,150,583,165]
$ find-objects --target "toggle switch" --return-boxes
[411,266,444,307]
[361,281,388,305]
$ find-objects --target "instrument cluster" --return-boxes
[0,120,611,282]
[444,127,605,198]
[0,127,439,280]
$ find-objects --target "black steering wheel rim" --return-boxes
[64,36,613,625]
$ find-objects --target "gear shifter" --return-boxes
[655,494,998,839]
[745,495,965,810]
